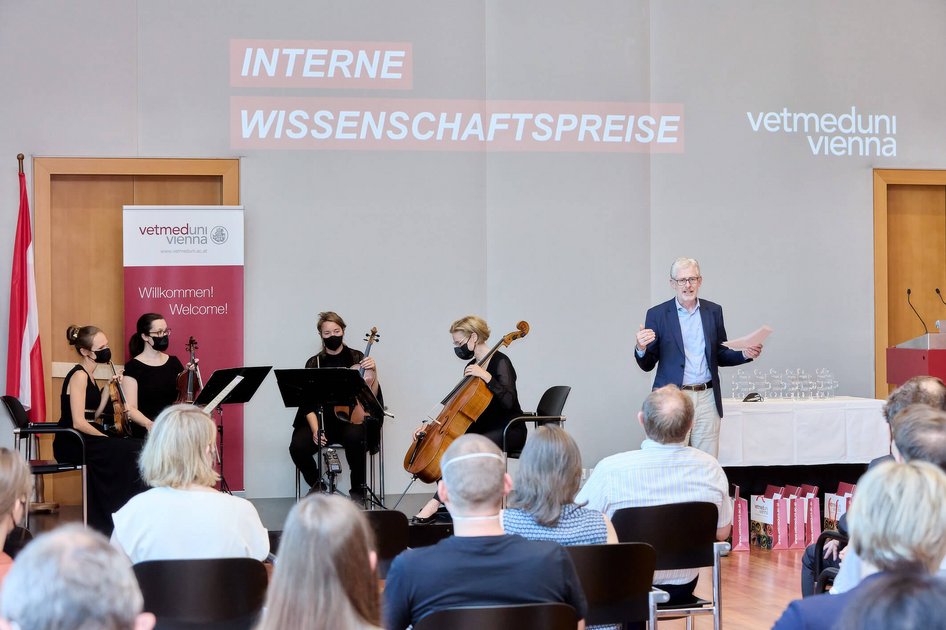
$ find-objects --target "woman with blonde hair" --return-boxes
[504,425,617,544]
[255,494,380,630]
[412,315,526,522]
[111,404,269,563]
[0,448,32,587]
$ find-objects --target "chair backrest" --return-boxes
[1,395,29,430]
[362,509,409,577]
[414,602,577,630]
[611,502,718,570]
[535,386,571,418]
[566,542,656,626]
[133,557,268,627]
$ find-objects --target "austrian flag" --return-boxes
[6,168,46,422]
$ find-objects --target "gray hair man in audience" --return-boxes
[0,525,155,630]
[828,402,946,593]
[800,374,946,596]
[383,434,588,630]
[575,384,732,604]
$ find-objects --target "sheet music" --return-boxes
[202,375,244,413]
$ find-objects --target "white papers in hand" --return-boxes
[722,325,773,350]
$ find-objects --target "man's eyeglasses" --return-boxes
[671,276,701,287]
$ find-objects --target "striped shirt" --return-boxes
[502,505,609,546]
[575,439,732,585]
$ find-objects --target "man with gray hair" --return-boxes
[576,385,732,604]
[383,434,587,630]
[0,524,155,630]
[828,402,946,594]
[635,257,761,458]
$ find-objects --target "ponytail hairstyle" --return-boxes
[129,313,165,357]
[66,325,100,355]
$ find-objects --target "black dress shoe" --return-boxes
[411,514,437,525]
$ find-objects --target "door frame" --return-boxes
[873,168,946,396]
[32,157,240,414]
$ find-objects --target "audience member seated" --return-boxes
[836,571,946,630]
[255,494,380,630]
[772,460,946,630]
[111,404,269,562]
[800,375,946,596]
[0,524,155,630]
[503,425,616,544]
[383,434,588,630]
[828,402,946,593]
[0,449,31,589]
[576,384,731,604]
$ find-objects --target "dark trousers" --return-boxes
[801,541,841,596]
[289,413,378,491]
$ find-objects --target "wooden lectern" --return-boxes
[886,333,946,386]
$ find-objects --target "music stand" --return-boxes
[195,366,272,494]
[275,368,385,507]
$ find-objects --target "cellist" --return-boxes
[412,315,526,523]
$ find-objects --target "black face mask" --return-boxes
[150,336,170,352]
[454,338,475,361]
[92,348,112,364]
[323,335,344,351]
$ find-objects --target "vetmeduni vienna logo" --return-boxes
[211,226,229,245]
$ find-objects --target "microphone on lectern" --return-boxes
[936,288,946,306]
[907,288,929,334]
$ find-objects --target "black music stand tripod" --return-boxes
[194,366,272,495]
[274,367,385,509]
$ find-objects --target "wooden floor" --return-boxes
[29,499,803,629]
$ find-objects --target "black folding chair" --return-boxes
[414,602,578,630]
[362,508,409,578]
[611,502,729,630]
[566,542,667,628]
[503,385,571,460]
[2,394,87,526]
[813,529,848,594]
[133,558,268,630]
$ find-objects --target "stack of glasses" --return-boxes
[731,368,839,401]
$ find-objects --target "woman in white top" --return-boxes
[255,494,381,630]
[111,404,269,563]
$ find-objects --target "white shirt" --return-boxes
[112,486,270,563]
[575,439,732,585]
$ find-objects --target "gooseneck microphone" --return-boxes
[907,288,929,334]
[936,288,946,306]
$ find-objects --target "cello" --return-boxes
[403,321,529,483]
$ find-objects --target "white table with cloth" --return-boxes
[718,396,890,467]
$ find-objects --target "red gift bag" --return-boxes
[730,484,750,552]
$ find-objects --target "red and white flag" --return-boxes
[6,170,46,422]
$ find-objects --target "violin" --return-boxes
[403,321,529,484]
[105,361,132,437]
[334,327,380,425]
[175,336,203,404]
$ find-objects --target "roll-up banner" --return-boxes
[123,206,245,491]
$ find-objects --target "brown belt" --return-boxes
[681,382,712,391]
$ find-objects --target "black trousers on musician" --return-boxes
[289,414,379,492]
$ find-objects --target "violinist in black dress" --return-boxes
[54,325,146,535]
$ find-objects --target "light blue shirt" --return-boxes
[677,299,711,386]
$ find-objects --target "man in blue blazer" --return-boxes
[635,257,762,457]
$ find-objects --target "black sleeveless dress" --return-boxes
[54,365,147,535]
